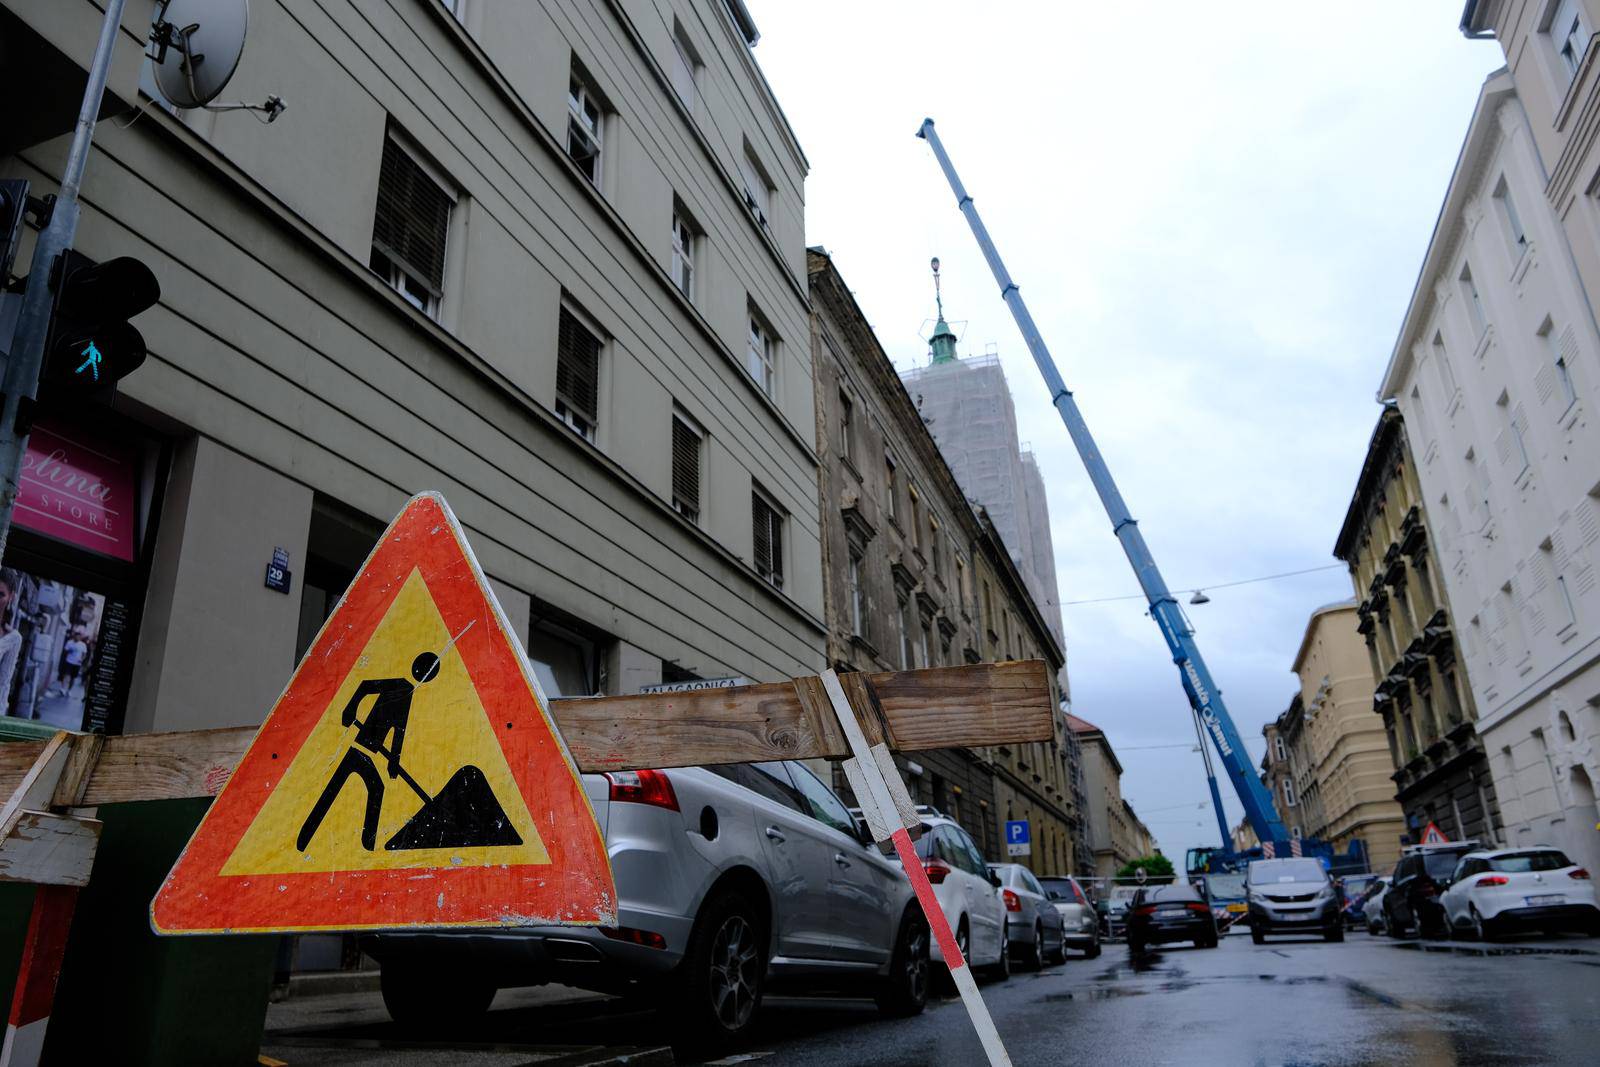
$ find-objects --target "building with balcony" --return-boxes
[807,248,1075,873]
[1377,69,1600,876]
[1336,404,1502,848]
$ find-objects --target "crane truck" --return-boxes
[915,119,1368,884]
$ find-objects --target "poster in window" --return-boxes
[0,564,131,732]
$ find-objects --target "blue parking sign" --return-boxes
[1005,820,1030,856]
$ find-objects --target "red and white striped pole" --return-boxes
[820,671,1013,1067]
[1,886,80,1067]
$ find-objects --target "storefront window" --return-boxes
[1,416,161,734]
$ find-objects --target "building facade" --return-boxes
[806,248,1076,873]
[1069,714,1141,882]
[1260,720,1296,838]
[900,307,1067,690]
[1335,405,1502,847]
[3,0,822,1053]
[1378,70,1600,876]
[1283,602,1408,872]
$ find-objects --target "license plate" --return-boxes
[1227,904,1247,913]
[1525,894,1564,906]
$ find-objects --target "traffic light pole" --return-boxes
[0,0,129,559]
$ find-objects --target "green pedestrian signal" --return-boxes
[42,250,159,400]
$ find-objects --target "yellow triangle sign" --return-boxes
[152,493,615,933]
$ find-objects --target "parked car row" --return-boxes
[363,763,1104,1050]
[1358,843,1600,942]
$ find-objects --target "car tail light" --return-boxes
[604,769,679,811]
[601,926,667,950]
[1475,875,1508,888]
[1187,902,1211,914]
[923,859,952,885]
[1003,889,1022,912]
[1570,868,1591,880]
[1131,905,1157,917]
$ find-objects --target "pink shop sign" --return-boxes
[16,421,137,562]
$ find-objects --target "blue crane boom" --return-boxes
[916,118,1290,848]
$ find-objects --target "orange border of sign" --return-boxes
[151,493,615,934]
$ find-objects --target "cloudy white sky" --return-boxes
[744,1,1503,864]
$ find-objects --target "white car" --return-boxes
[904,815,1009,977]
[1362,877,1392,934]
[1440,847,1600,941]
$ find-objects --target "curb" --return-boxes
[1385,938,1598,958]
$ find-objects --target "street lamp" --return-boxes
[1189,590,1211,605]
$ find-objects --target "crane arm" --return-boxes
[916,118,1289,846]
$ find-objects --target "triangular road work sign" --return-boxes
[1420,822,1450,846]
[152,493,615,934]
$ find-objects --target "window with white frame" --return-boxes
[1539,316,1580,408]
[671,205,697,300]
[370,131,455,320]
[885,453,900,522]
[739,143,772,226]
[1274,736,1286,762]
[848,548,865,638]
[1498,391,1531,473]
[745,306,776,395]
[1460,263,1487,335]
[896,591,911,668]
[1283,779,1297,808]
[752,487,785,589]
[567,68,604,184]
[920,619,932,669]
[671,409,703,524]
[838,389,855,463]
[1493,177,1527,257]
[440,0,466,20]
[1431,332,1458,397]
[556,306,603,441]
[670,21,700,111]
[1551,0,1593,82]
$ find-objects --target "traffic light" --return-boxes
[0,180,27,281]
[42,249,159,399]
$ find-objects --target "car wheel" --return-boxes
[990,926,1011,981]
[1085,935,1101,959]
[1250,926,1264,946]
[1047,928,1067,966]
[381,959,494,1033]
[1020,922,1043,971]
[876,908,930,1018]
[671,889,766,1047]
[1325,925,1344,943]
[1469,907,1490,943]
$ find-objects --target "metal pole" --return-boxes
[0,0,131,559]
[916,118,1289,845]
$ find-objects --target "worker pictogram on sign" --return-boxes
[1419,822,1450,846]
[151,492,615,934]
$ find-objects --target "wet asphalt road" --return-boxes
[264,928,1600,1066]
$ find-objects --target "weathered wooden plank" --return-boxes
[47,660,1052,806]
[0,812,102,888]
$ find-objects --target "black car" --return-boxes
[1126,883,1219,952]
[1383,843,1478,938]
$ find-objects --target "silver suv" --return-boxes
[363,760,926,1046]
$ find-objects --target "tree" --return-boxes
[1115,855,1175,884]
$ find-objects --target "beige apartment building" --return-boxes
[807,248,1076,872]
[1335,405,1502,847]
[1069,714,1143,882]
[1279,602,1407,872]
[2,1,819,1059]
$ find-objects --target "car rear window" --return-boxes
[1040,877,1085,904]
[1137,884,1202,904]
[1489,850,1573,873]
[1423,851,1468,880]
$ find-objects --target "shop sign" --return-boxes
[16,421,137,562]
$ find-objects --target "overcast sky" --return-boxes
[744,1,1503,865]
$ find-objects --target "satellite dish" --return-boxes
[150,0,249,109]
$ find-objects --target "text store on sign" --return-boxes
[0,413,165,735]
